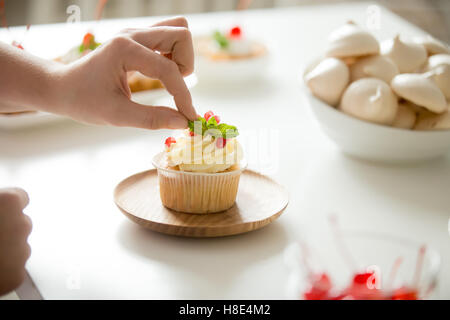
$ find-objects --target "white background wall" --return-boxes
[2,0,449,42]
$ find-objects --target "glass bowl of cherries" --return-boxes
[285,221,441,300]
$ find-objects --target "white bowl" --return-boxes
[301,66,450,163]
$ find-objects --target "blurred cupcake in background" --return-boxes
[194,25,269,84]
[55,32,163,93]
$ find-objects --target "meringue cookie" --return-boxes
[305,57,350,106]
[413,35,450,55]
[424,65,450,100]
[342,57,358,66]
[340,78,398,125]
[414,107,450,130]
[423,54,450,71]
[392,101,417,129]
[326,21,380,58]
[391,74,447,113]
[381,35,427,73]
[404,101,428,115]
[350,55,399,83]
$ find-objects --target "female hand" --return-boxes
[0,16,197,129]
[0,188,32,295]
[53,16,197,129]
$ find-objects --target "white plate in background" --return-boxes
[131,73,198,104]
[0,74,197,131]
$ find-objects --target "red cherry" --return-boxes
[391,287,418,300]
[345,286,384,300]
[204,111,214,121]
[303,273,332,300]
[303,287,329,300]
[12,41,24,50]
[189,131,195,137]
[216,137,227,148]
[353,272,373,285]
[212,115,220,124]
[83,32,94,47]
[229,26,241,38]
[315,273,332,291]
[165,137,176,148]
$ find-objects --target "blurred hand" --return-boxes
[52,16,197,129]
[0,188,32,295]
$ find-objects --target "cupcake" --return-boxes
[54,32,101,64]
[55,32,163,93]
[152,111,245,213]
[194,25,268,83]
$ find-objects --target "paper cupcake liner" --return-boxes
[153,153,245,214]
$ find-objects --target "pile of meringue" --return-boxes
[305,21,450,130]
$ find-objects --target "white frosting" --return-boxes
[59,47,85,64]
[413,35,450,55]
[339,78,398,125]
[381,35,427,73]
[227,38,253,56]
[391,73,447,113]
[208,37,253,56]
[165,130,243,173]
[326,21,379,58]
[350,55,399,83]
[392,101,417,129]
[305,57,350,106]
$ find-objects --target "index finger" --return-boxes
[0,187,29,210]
[151,16,189,28]
[127,27,194,76]
[120,40,197,120]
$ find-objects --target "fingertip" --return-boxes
[173,96,197,121]
[152,16,189,28]
[0,187,29,209]
[188,112,198,121]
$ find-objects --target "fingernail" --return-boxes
[168,116,187,129]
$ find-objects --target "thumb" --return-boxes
[111,100,188,130]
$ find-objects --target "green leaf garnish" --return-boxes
[206,115,218,128]
[188,116,208,135]
[79,42,100,53]
[213,30,229,49]
[79,34,101,53]
[217,123,239,138]
[188,114,239,139]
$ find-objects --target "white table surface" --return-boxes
[1,2,449,299]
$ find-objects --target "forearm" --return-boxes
[0,42,63,113]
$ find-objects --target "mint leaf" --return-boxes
[206,115,218,128]
[188,117,208,135]
[218,123,239,138]
[188,114,239,138]
[79,38,100,53]
[188,120,195,132]
[213,31,229,49]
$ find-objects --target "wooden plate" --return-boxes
[114,169,289,238]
